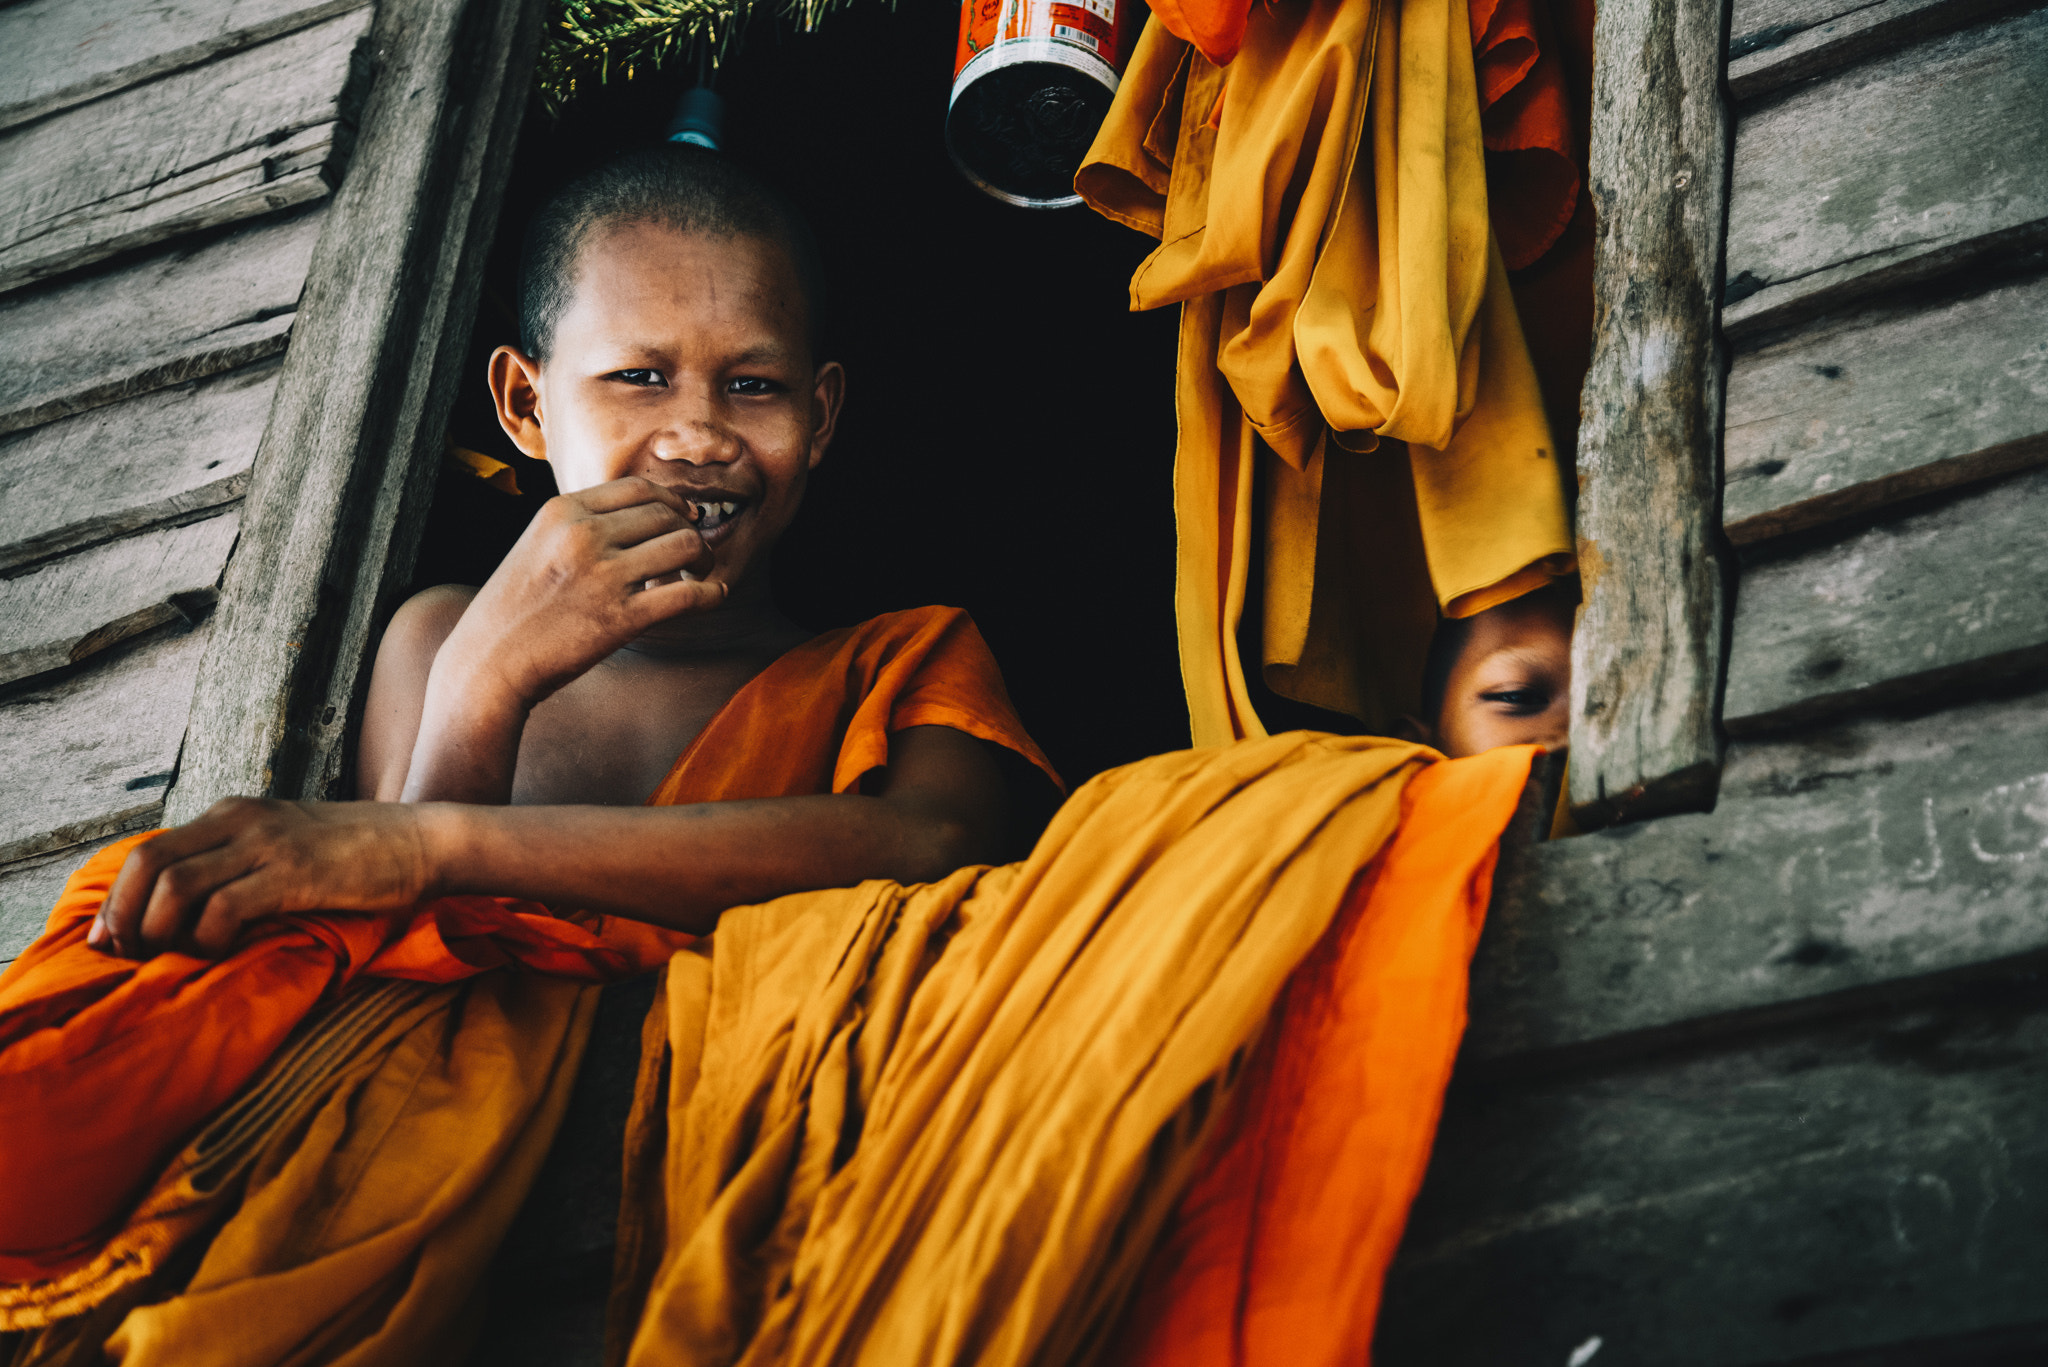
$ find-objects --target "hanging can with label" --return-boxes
[945,0,1141,208]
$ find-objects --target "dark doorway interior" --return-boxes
[417,0,1195,791]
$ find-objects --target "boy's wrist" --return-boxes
[410,802,477,902]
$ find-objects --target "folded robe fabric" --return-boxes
[606,735,1537,1367]
[0,606,1053,1357]
[1109,743,1530,1365]
[1139,0,1584,268]
[1077,0,1574,744]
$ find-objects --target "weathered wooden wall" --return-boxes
[0,0,538,972]
[1383,0,2048,1359]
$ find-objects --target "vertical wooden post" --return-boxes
[166,0,544,820]
[1568,0,1733,827]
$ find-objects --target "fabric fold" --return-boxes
[1078,0,1574,743]
[614,735,1538,1367]
[0,607,1051,1361]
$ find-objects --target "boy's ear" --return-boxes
[807,361,846,471]
[488,346,548,462]
[1392,713,1437,747]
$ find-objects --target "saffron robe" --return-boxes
[0,607,1054,1362]
[1076,0,1575,743]
[604,736,1536,1366]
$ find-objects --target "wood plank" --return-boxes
[1567,0,1731,826]
[0,838,116,968]
[1722,8,2048,338]
[0,360,277,573]
[1470,685,2048,1064]
[1380,978,2048,1366]
[0,0,366,134]
[1728,0,2018,102]
[0,8,371,294]
[0,624,208,866]
[170,0,545,817]
[1722,465,2048,734]
[0,206,319,438]
[1723,266,2048,546]
[0,511,239,686]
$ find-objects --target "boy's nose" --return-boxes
[648,414,739,466]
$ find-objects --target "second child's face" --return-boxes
[1435,598,1574,758]
[496,221,843,599]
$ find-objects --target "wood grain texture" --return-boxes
[0,838,115,968]
[0,0,366,133]
[1567,0,1731,826]
[1723,265,2048,545]
[1471,685,2048,1064]
[168,0,545,819]
[1380,976,2048,1366]
[0,206,319,438]
[1728,0,2019,101]
[0,625,208,865]
[0,511,239,686]
[1722,7,2048,338]
[0,360,277,573]
[0,7,371,294]
[1723,465,2048,734]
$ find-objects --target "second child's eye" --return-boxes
[1480,688,1551,715]
[607,369,666,387]
[729,376,783,397]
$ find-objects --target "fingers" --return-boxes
[574,476,697,518]
[136,844,264,956]
[614,526,718,585]
[98,814,239,956]
[596,499,697,550]
[632,576,728,622]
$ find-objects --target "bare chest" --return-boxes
[507,653,766,806]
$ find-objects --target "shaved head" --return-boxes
[518,144,825,361]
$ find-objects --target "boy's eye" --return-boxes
[1480,688,1551,715]
[728,377,783,397]
[607,369,666,387]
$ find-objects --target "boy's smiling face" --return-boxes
[490,219,843,603]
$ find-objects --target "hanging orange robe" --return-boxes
[0,606,1054,1333]
[1077,0,1576,743]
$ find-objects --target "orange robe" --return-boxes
[0,607,1053,1312]
[1109,745,1527,1365]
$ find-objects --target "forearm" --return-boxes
[398,665,530,804]
[416,793,982,932]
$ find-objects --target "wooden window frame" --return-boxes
[1568,0,1735,828]
[165,0,545,820]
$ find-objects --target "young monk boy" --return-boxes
[0,146,1054,1355]
[81,147,1051,960]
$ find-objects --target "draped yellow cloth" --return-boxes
[609,732,1500,1367]
[1077,0,1574,744]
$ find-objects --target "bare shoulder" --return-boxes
[357,585,478,799]
[385,584,478,661]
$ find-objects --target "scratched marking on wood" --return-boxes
[1474,684,2048,1064]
